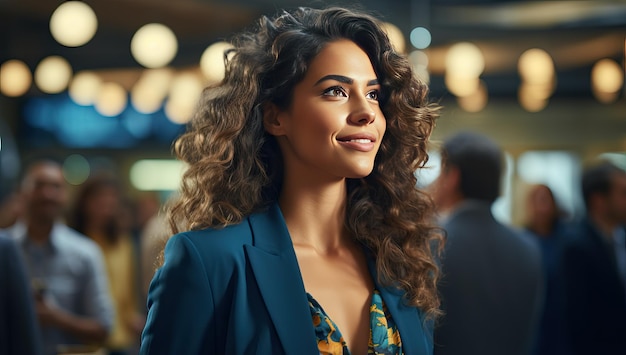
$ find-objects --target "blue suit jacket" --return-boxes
[141,203,432,354]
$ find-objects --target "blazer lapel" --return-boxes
[244,204,318,355]
[366,255,433,355]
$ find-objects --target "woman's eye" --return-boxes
[322,86,347,97]
[366,90,380,101]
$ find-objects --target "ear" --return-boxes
[262,102,287,136]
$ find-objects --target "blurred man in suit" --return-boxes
[0,118,42,355]
[432,131,543,355]
[562,161,626,355]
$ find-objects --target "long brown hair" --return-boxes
[168,6,443,319]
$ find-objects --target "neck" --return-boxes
[25,216,54,245]
[279,177,349,254]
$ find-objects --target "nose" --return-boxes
[348,97,376,125]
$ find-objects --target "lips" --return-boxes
[336,133,377,152]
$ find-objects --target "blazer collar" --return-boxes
[244,204,319,355]
[244,203,432,355]
[365,251,433,355]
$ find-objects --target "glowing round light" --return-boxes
[445,74,480,97]
[0,60,32,97]
[409,50,430,83]
[200,41,234,84]
[458,80,488,113]
[69,71,102,105]
[446,42,484,79]
[95,82,127,117]
[519,83,548,112]
[131,23,178,68]
[166,72,204,124]
[592,58,623,94]
[34,56,73,94]
[410,27,431,50]
[381,22,406,53]
[62,154,90,185]
[131,68,173,113]
[518,48,554,85]
[50,1,98,47]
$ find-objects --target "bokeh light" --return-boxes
[410,27,432,50]
[0,60,32,97]
[381,22,406,53]
[165,72,204,124]
[130,159,186,191]
[95,82,127,117]
[592,58,623,94]
[62,154,90,185]
[446,42,484,79]
[457,80,488,112]
[131,68,173,114]
[200,41,234,84]
[518,48,554,85]
[131,23,178,68]
[49,1,98,47]
[34,56,73,94]
[69,71,102,106]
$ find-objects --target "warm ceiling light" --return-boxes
[382,22,406,53]
[166,72,204,124]
[518,48,554,85]
[446,42,484,79]
[518,83,548,112]
[34,56,73,94]
[50,1,98,47]
[457,80,488,113]
[445,74,480,97]
[95,82,127,117]
[131,68,173,114]
[0,59,32,97]
[592,58,623,94]
[131,23,178,68]
[69,71,102,105]
[200,41,234,84]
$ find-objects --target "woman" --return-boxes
[141,7,441,355]
[70,176,145,355]
[522,184,571,355]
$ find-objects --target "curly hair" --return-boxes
[168,6,443,319]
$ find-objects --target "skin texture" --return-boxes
[264,39,385,354]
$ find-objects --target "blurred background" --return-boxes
[1,0,625,224]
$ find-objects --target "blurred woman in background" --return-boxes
[69,175,145,355]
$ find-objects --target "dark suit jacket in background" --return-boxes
[140,203,433,355]
[562,218,626,355]
[434,200,543,355]
[0,233,42,355]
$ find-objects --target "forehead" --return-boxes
[26,163,63,183]
[303,39,377,82]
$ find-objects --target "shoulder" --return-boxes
[161,218,255,271]
[52,224,106,261]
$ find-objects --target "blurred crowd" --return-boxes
[1,130,625,355]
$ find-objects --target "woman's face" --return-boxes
[268,39,386,181]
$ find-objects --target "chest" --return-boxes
[295,248,374,354]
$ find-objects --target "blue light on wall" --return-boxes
[21,93,185,148]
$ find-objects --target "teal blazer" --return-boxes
[140,203,433,354]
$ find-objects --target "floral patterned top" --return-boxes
[307,289,403,355]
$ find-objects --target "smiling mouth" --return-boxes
[339,138,372,143]
[336,137,376,152]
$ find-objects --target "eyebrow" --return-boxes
[314,74,379,87]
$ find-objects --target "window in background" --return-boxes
[517,151,583,220]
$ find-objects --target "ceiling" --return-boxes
[2,0,625,99]
[1,0,626,154]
